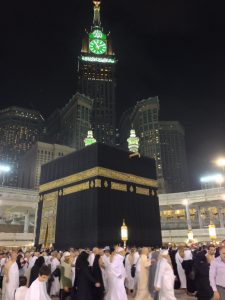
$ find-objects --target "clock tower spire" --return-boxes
[93,0,101,27]
[77,0,116,146]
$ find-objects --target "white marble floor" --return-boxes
[127,290,194,300]
[0,289,194,300]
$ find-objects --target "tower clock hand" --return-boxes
[94,40,99,47]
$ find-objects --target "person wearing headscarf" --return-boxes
[16,254,25,276]
[125,247,136,296]
[106,247,128,300]
[59,251,72,300]
[29,256,45,287]
[148,249,160,300]
[195,251,213,300]
[92,253,104,300]
[25,265,51,300]
[2,251,19,300]
[49,251,60,297]
[74,251,100,300]
[169,244,180,289]
[175,245,186,290]
[154,250,177,300]
[99,247,111,294]
[182,248,196,295]
[135,247,152,300]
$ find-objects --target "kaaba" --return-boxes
[35,143,162,249]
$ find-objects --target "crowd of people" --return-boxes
[0,243,224,300]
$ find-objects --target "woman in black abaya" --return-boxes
[195,251,213,300]
[29,256,45,287]
[92,254,104,300]
[73,251,100,300]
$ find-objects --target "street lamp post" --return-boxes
[121,219,128,249]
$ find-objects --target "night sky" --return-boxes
[1,0,225,189]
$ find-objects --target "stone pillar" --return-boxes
[218,208,225,228]
[184,203,192,230]
[24,212,30,233]
[33,204,38,243]
[196,207,204,229]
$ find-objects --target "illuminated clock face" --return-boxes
[89,39,107,55]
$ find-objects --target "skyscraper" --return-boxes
[0,106,45,186]
[77,0,116,145]
[60,93,92,150]
[18,142,74,189]
[119,98,189,193]
[119,97,165,192]
[45,93,92,150]
[159,121,189,192]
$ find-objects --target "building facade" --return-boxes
[1,186,225,246]
[0,186,38,247]
[77,0,116,145]
[0,106,45,187]
[18,142,74,189]
[44,109,61,145]
[119,98,189,193]
[119,97,165,192]
[159,187,225,243]
[45,93,92,150]
[60,93,92,150]
[159,121,189,192]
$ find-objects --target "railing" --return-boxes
[162,227,225,243]
[0,232,34,246]
[161,217,222,230]
[159,187,225,205]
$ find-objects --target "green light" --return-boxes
[89,29,106,40]
[81,56,115,64]
[127,129,139,153]
[89,39,107,55]
[84,130,96,146]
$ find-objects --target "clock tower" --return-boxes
[78,0,116,145]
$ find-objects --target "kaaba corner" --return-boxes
[35,143,162,249]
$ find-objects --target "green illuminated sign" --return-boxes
[89,29,106,40]
[89,39,107,55]
[81,56,115,64]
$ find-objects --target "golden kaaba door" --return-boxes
[39,191,58,246]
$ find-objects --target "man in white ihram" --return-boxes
[106,247,128,300]
[25,265,51,300]
[2,251,19,300]
[154,250,177,300]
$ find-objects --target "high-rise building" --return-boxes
[77,0,116,145]
[119,97,165,192]
[0,106,45,186]
[45,93,92,150]
[60,93,92,150]
[119,98,189,193]
[18,142,74,189]
[45,109,61,145]
[159,121,189,192]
